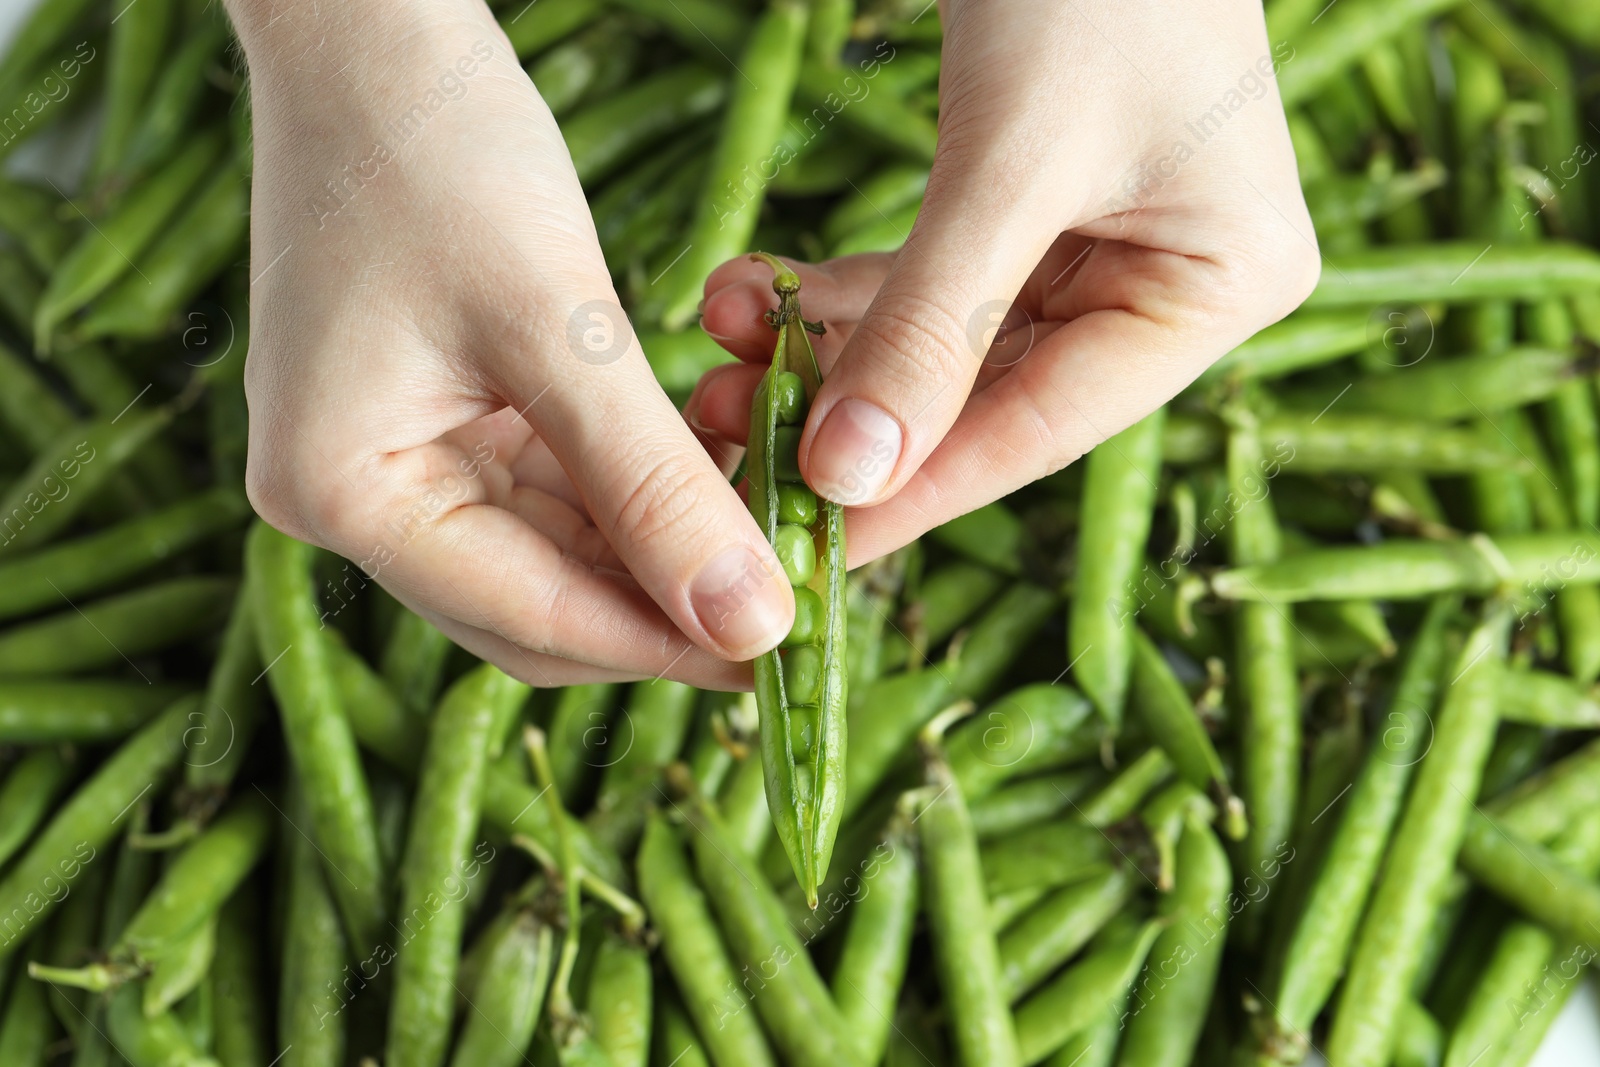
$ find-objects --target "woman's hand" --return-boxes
[231,0,795,687]
[688,0,1319,566]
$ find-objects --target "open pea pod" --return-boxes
[746,253,847,908]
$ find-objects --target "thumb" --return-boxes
[801,166,1055,506]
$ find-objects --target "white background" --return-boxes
[0,0,1595,1063]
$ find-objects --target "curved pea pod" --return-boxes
[142,910,218,1018]
[978,820,1115,900]
[248,522,386,957]
[1327,604,1510,1067]
[1115,815,1230,1067]
[450,909,553,1067]
[1305,241,1600,308]
[997,866,1134,1003]
[498,0,604,58]
[546,683,620,808]
[944,683,1094,803]
[652,992,711,1067]
[1255,600,1454,1063]
[1496,667,1600,727]
[0,406,174,558]
[278,786,348,1067]
[797,63,936,163]
[1390,1001,1445,1067]
[969,769,1104,840]
[121,19,230,177]
[0,681,192,744]
[0,576,234,677]
[1162,411,1529,473]
[742,258,847,907]
[379,609,453,718]
[34,129,226,349]
[682,798,857,1067]
[563,64,725,186]
[635,814,777,1067]
[584,929,650,1067]
[108,980,222,1067]
[1488,735,1600,842]
[78,164,247,341]
[0,697,194,953]
[88,0,177,186]
[821,162,929,249]
[1212,532,1600,602]
[1076,748,1173,828]
[1013,916,1164,1065]
[389,664,527,1067]
[1457,810,1600,951]
[916,763,1021,1067]
[587,679,699,851]
[830,803,919,1066]
[1196,308,1372,386]
[1128,629,1245,838]
[1070,408,1165,732]
[877,561,1006,674]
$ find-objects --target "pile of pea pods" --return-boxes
[6,0,1600,1064]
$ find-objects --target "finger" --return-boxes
[501,301,797,661]
[683,361,766,445]
[843,243,1315,563]
[801,165,1059,508]
[400,596,752,689]
[700,254,892,362]
[499,484,621,569]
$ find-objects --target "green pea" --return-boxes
[774,427,804,481]
[783,646,823,705]
[784,587,824,647]
[778,483,818,526]
[788,704,818,761]
[774,525,816,586]
[773,371,807,425]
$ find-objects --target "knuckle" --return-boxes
[853,291,973,384]
[607,447,720,557]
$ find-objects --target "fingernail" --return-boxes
[704,329,740,345]
[691,544,792,657]
[807,398,903,505]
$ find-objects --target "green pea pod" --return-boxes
[0,748,72,868]
[0,697,193,956]
[821,162,928,249]
[1214,532,1600,602]
[0,406,174,557]
[247,522,386,957]
[1162,411,1528,473]
[0,941,58,1063]
[997,866,1134,1003]
[916,762,1021,1067]
[563,64,725,186]
[635,815,778,1067]
[797,64,937,163]
[1327,604,1509,1067]
[0,681,193,743]
[717,753,771,858]
[1457,810,1600,950]
[830,803,919,1066]
[1281,347,1585,421]
[657,4,806,330]
[88,0,177,186]
[1196,308,1372,386]
[34,128,226,349]
[1257,598,1455,1063]
[210,890,270,1067]
[1070,407,1164,732]
[741,256,847,907]
[1226,414,1299,940]
[1115,815,1230,1067]
[278,789,348,1067]
[1278,0,1488,107]
[108,980,221,1067]
[449,908,553,1067]
[1489,735,1600,842]
[388,664,527,1067]
[1390,1001,1445,1067]
[651,992,712,1067]
[586,680,699,852]
[586,930,651,1067]
[546,683,620,808]
[979,821,1115,900]
[142,910,218,1018]
[0,175,73,271]
[1305,241,1600,308]
[498,0,604,59]
[1128,629,1245,838]
[379,609,454,717]
[0,338,74,451]
[530,17,642,118]
[1013,917,1164,1065]
[184,587,265,803]
[767,127,874,199]
[1496,667,1600,727]
[877,561,1007,674]
[969,770,1104,840]
[1043,987,1128,1067]
[78,163,247,341]
[0,576,233,677]
[681,796,857,1067]
[1076,748,1173,827]
[121,19,229,177]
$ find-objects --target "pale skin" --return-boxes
[230,0,1319,688]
